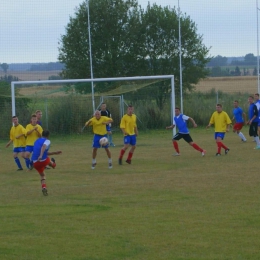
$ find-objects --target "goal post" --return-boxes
[11,75,176,135]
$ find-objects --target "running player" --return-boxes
[166,107,206,156]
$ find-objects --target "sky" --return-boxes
[0,0,259,63]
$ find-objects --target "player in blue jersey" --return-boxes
[232,100,247,142]
[166,107,206,156]
[254,93,260,136]
[247,96,260,149]
[31,130,62,196]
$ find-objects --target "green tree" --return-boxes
[58,0,210,106]
[0,63,9,73]
[244,53,257,65]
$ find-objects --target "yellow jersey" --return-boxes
[209,111,232,132]
[87,116,111,135]
[10,124,26,148]
[25,124,43,146]
[120,114,137,135]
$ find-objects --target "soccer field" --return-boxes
[1,129,260,260]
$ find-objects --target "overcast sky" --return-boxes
[0,0,259,63]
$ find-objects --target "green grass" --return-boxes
[1,129,260,260]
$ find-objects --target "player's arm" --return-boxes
[103,117,113,125]
[85,119,92,127]
[34,126,42,137]
[15,133,25,139]
[134,126,138,136]
[166,124,175,129]
[48,151,62,155]
[188,117,197,128]
[206,115,214,128]
[248,105,258,124]
[5,139,13,148]
[242,112,247,125]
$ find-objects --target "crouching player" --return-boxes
[31,130,62,196]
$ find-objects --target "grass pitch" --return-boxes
[1,129,260,260]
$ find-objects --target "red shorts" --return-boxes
[33,157,50,174]
[233,122,244,131]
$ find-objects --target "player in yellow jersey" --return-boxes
[24,114,43,169]
[206,104,232,156]
[5,116,27,171]
[85,110,113,169]
[118,105,138,165]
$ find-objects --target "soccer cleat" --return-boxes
[108,163,113,169]
[91,163,96,170]
[254,146,260,150]
[126,159,131,164]
[51,158,56,169]
[172,153,180,156]
[216,153,221,156]
[110,143,115,147]
[201,150,206,157]
[42,188,48,196]
[17,168,23,171]
[118,158,122,165]
[225,148,230,155]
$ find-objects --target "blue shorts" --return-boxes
[25,145,34,153]
[13,147,25,153]
[106,125,111,132]
[93,134,108,148]
[124,135,136,146]
[215,132,225,140]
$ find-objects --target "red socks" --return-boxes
[192,143,203,152]
[173,141,180,153]
[119,149,125,159]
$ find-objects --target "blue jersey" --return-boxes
[31,138,50,161]
[248,103,259,122]
[233,107,244,123]
[255,100,260,121]
[173,114,189,134]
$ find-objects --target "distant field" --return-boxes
[194,76,258,94]
[0,70,61,81]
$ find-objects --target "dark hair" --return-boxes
[255,93,259,97]
[175,107,180,110]
[234,100,238,103]
[31,114,37,118]
[12,115,17,118]
[216,103,222,107]
[42,130,50,137]
[249,96,254,99]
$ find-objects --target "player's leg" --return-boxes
[118,136,130,165]
[234,123,246,142]
[215,133,229,155]
[105,148,112,169]
[252,123,260,149]
[24,146,33,170]
[13,149,23,170]
[172,133,182,155]
[187,135,206,156]
[126,136,137,164]
[34,160,48,196]
[91,148,98,169]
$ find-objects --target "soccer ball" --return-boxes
[99,137,109,146]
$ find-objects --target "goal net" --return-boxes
[2,75,175,138]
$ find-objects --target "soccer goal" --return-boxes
[11,75,175,135]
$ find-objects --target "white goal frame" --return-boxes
[11,75,175,134]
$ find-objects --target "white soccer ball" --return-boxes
[99,137,109,146]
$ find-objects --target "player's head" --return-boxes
[35,110,42,120]
[175,107,181,116]
[127,105,134,115]
[254,93,259,101]
[94,110,101,119]
[233,100,239,108]
[12,115,19,126]
[42,130,50,138]
[100,103,107,111]
[248,96,254,104]
[216,104,222,113]
[31,114,37,125]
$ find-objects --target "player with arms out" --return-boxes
[5,116,27,171]
[206,104,232,156]
[166,107,206,156]
[85,110,113,169]
[232,100,247,142]
[118,105,138,165]
[24,114,43,170]
[31,130,62,196]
